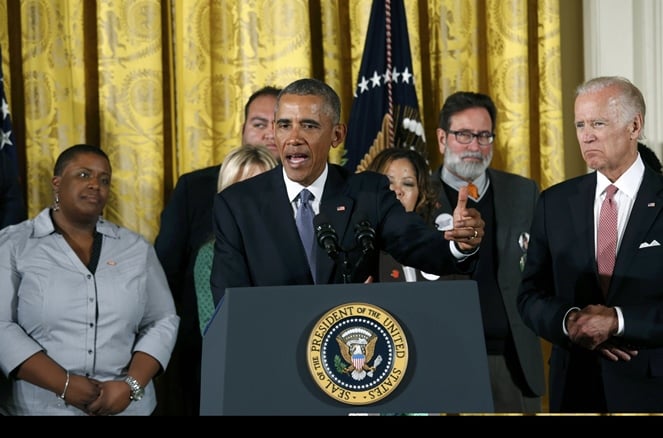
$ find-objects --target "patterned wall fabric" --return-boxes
[0,0,562,242]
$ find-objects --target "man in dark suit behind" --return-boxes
[211,78,485,307]
[430,91,545,413]
[0,147,26,229]
[153,86,280,416]
[518,76,663,413]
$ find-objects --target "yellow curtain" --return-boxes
[97,0,166,239]
[0,0,563,242]
[19,0,88,223]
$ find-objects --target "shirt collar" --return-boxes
[284,164,328,204]
[440,167,489,196]
[596,154,644,200]
[32,208,119,239]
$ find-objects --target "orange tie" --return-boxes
[466,183,479,199]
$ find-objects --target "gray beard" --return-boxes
[445,150,492,181]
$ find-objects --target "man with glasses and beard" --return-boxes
[430,91,546,413]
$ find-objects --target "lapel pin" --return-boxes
[648,202,656,207]
[337,206,346,211]
[107,260,117,266]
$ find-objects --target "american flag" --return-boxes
[343,0,426,173]
[0,46,17,168]
[1,46,26,229]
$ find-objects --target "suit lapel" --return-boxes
[565,174,597,267]
[611,169,663,295]
[489,170,513,271]
[432,167,453,216]
[317,165,354,283]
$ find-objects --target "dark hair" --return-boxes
[638,142,662,174]
[366,148,439,223]
[438,91,497,132]
[54,144,110,176]
[243,86,282,121]
[276,78,341,124]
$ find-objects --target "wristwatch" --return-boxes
[124,376,145,401]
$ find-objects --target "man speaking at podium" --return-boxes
[211,78,485,306]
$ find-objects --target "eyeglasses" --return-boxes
[448,130,495,146]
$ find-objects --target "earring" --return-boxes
[52,193,60,211]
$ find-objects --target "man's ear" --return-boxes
[436,128,447,154]
[631,113,643,137]
[331,123,347,148]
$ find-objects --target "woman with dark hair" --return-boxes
[366,147,440,223]
[366,147,445,282]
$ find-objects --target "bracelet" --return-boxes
[58,370,70,400]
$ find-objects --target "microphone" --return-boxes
[314,214,340,260]
[354,219,375,255]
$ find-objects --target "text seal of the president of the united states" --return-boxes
[306,302,409,405]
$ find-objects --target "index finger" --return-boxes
[455,185,468,217]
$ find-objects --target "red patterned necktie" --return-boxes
[597,184,618,296]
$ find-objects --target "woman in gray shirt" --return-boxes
[0,144,179,416]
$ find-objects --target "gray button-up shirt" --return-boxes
[0,208,179,415]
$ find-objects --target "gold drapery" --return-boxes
[1,0,563,242]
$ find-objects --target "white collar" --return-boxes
[595,154,644,200]
[440,167,489,197]
[284,164,328,204]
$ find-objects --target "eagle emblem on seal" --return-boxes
[335,327,383,381]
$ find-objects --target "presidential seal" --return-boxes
[306,302,409,405]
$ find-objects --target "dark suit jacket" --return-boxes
[211,164,476,304]
[153,163,220,416]
[0,150,26,229]
[155,164,220,304]
[378,251,460,282]
[518,167,663,412]
[430,168,546,398]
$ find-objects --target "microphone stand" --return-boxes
[339,250,353,284]
[315,219,376,284]
[346,251,369,283]
[348,220,375,282]
[318,242,364,284]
